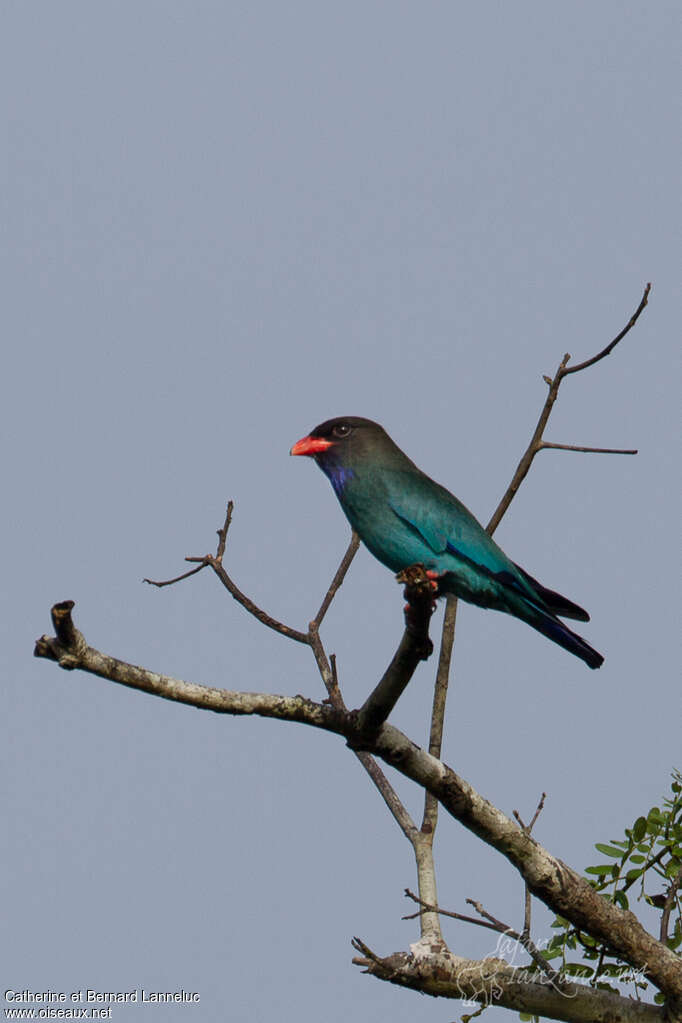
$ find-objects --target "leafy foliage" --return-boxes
[543,771,682,1005]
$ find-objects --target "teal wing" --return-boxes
[383,469,515,571]
[383,469,543,606]
[378,470,599,666]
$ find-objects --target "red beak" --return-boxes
[290,434,334,456]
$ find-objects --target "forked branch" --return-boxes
[486,282,649,534]
[415,285,651,970]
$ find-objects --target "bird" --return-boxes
[290,416,603,669]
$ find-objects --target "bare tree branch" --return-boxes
[486,283,650,534]
[416,595,458,943]
[425,600,457,768]
[403,888,502,929]
[527,792,547,832]
[312,531,360,626]
[408,285,652,973]
[306,618,419,841]
[660,865,682,946]
[145,502,311,644]
[33,601,682,1007]
[354,751,419,843]
[143,563,205,587]
[513,792,547,940]
[308,567,419,847]
[351,937,664,1023]
[144,513,418,844]
[354,565,436,737]
[540,441,638,455]
[202,554,311,643]
[465,897,560,983]
[562,283,651,376]
[214,499,234,560]
[36,287,665,1021]
[35,611,338,725]
[404,888,561,985]
[144,502,235,587]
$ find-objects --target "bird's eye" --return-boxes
[332,423,352,438]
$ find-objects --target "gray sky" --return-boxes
[3,3,679,1021]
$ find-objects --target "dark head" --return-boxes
[290,416,410,463]
[290,417,412,495]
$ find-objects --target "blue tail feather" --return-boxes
[522,606,603,669]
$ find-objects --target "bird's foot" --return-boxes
[425,569,441,594]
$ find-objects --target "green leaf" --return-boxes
[585,864,614,876]
[564,963,594,977]
[629,854,646,863]
[625,867,643,882]
[633,817,647,841]
[613,890,630,910]
[594,982,619,994]
[594,843,624,858]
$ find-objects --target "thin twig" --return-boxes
[465,899,562,983]
[421,596,457,836]
[402,889,500,930]
[144,563,206,587]
[427,597,458,764]
[145,501,309,643]
[402,890,561,984]
[144,502,235,587]
[356,753,419,842]
[540,442,637,455]
[622,846,668,894]
[215,500,234,561]
[308,622,341,699]
[522,884,532,939]
[309,599,418,844]
[313,531,360,626]
[351,936,383,966]
[486,283,650,535]
[528,792,546,832]
[145,564,206,589]
[562,283,650,375]
[329,653,340,695]
[466,898,515,932]
[513,792,547,834]
[513,793,547,939]
[203,556,310,644]
[660,865,682,945]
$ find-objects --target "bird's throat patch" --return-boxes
[322,463,355,497]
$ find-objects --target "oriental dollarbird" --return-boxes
[290,417,603,669]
